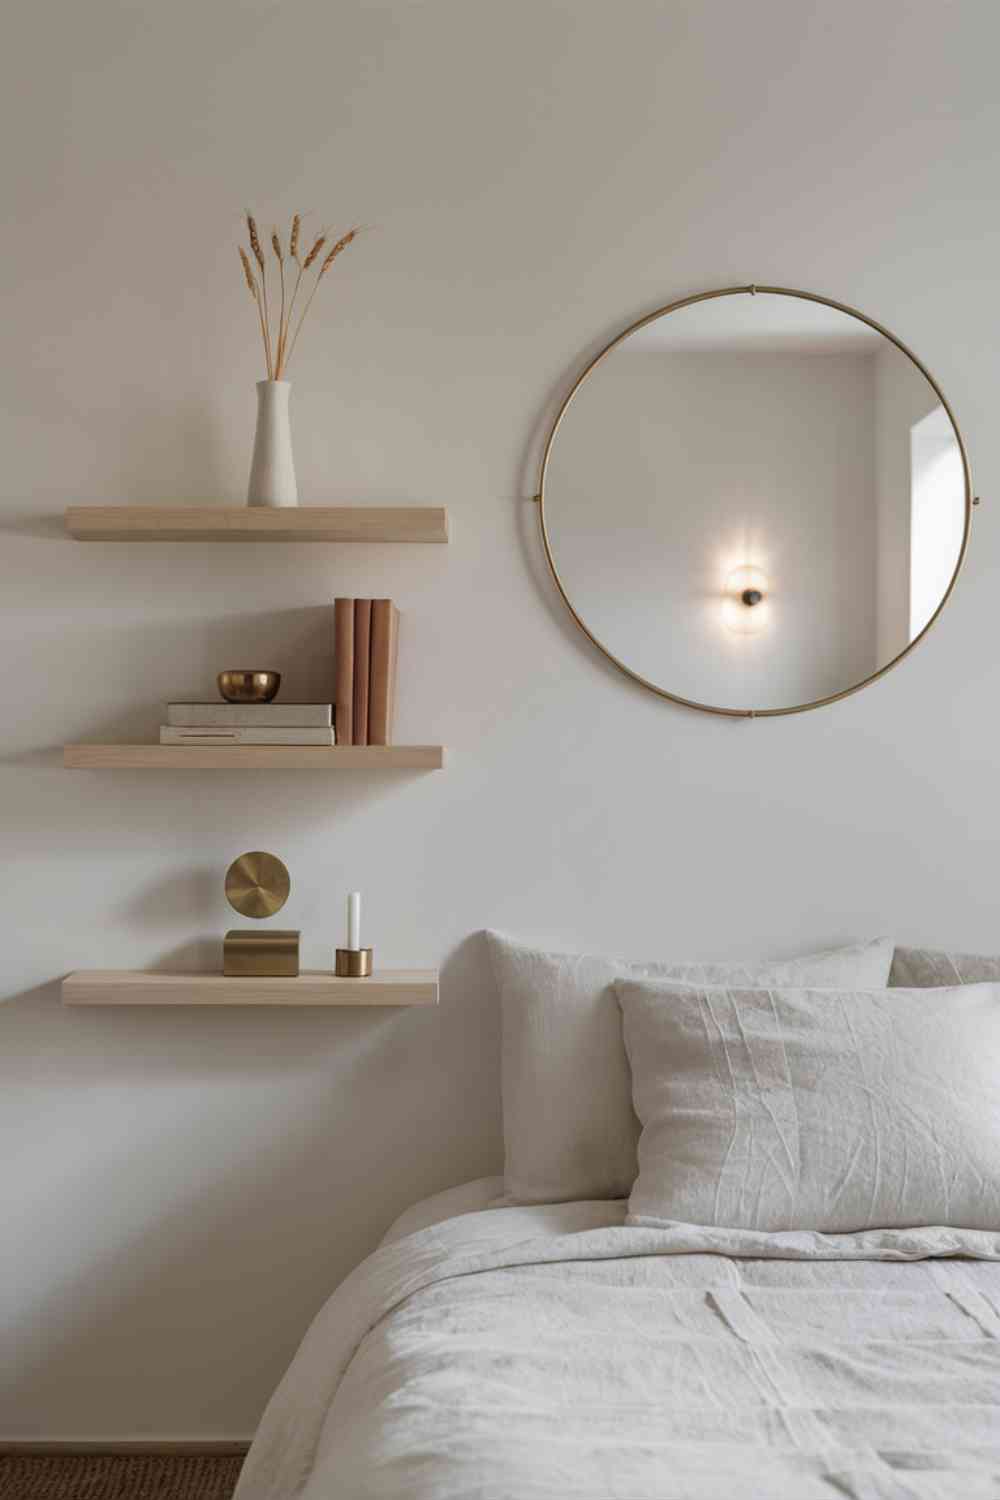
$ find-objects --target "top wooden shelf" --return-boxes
[64,506,449,544]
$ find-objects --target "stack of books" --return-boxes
[161,702,336,745]
[334,598,400,746]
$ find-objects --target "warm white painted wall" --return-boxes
[1,0,997,1441]
[545,347,879,710]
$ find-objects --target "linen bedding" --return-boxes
[235,1187,1000,1500]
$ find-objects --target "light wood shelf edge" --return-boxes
[62,969,439,1007]
[63,744,445,769]
[64,506,449,544]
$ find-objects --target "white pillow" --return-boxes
[891,945,1000,987]
[486,932,894,1204]
[618,977,1000,1233]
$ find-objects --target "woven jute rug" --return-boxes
[0,1453,245,1500]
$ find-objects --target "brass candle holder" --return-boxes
[335,947,373,978]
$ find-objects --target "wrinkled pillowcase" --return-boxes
[486,932,894,1204]
[618,977,1000,1234]
[891,945,1000,987]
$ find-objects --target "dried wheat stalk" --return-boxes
[239,213,360,379]
[319,227,359,274]
[271,229,287,377]
[302,234,326,269]
[245,212,273,377]
[279,227,323,377]
[284,226,361,369]
[238,247,272,381]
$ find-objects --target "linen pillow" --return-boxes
[486,932,894,1204]
[891,945,1000,987]
[618,977,1000,1233]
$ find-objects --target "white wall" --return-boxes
[545,347,878,710]
[1,0,998,1441]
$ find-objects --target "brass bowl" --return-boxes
[217,670,281,704]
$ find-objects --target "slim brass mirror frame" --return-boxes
[536,285,975,718]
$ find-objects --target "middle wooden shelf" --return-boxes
[63,744,445,769]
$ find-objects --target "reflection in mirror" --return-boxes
[541,290,969,715]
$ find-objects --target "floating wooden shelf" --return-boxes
[64,506,449,544]
[62,969,439,1007]
[63,744,445,770]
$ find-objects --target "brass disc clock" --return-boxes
[225,851,290,920]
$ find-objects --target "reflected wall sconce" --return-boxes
[725,566,769,634]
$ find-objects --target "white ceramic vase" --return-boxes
[247,380,298,507]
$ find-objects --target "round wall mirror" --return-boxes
[538,286,973,717]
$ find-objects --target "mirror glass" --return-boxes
[541,289,969,715]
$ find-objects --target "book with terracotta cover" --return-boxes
[334,598,354,749]
[352,599,372,746]
[368,599,400,745]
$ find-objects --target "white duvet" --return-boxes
[235,1192,1000,1499]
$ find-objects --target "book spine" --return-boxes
[352,599,372,746]
[165,704,332,728]
[160,727,336,745]
[387,602,400,744]
[334,598,354,749]
[368,599,399,746]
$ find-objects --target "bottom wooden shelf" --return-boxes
[62,969,439,1007]
[63,744,445,770]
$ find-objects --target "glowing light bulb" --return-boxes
[724,566,769,635]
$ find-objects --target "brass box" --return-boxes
[224,929,300,977]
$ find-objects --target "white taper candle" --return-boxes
[348,891,361,950]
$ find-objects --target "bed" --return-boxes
[235,1177,1000,1500]
[236,937,1000,1498]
